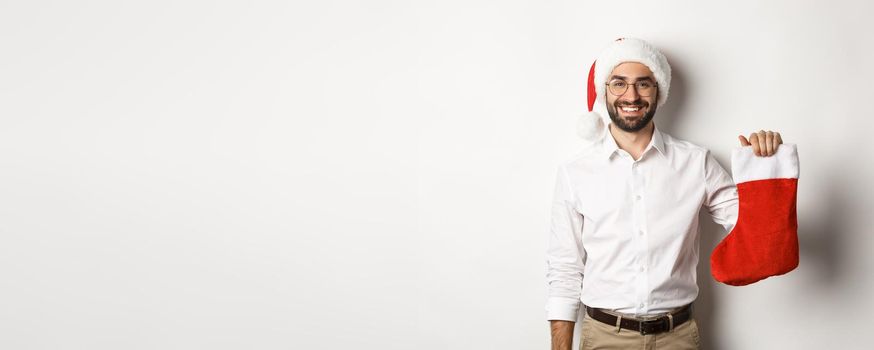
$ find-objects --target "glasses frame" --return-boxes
[604,80,658,97]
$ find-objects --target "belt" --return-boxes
[585,304,692,335]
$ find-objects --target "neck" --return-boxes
[609,122,654,160]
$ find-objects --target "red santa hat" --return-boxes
[578,38,673,142]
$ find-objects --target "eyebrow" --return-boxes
[609,75,655,82]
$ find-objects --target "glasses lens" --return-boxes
[608,81,627,96]
[636,82,655,97]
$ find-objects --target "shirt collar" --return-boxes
[601,124,667,160]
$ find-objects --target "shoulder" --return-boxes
[661,132,712,158]
[557,145,603,172]
[660,132,729,178]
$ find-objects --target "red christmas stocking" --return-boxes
[710,144,800,286]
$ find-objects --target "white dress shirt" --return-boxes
[545,125,739,321]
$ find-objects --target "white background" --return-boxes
[1,1,872,349]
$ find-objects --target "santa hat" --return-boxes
[578,38,672,142]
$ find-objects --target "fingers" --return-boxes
[749,130,783,156]
[749,132,761,156]
[757,130,768,156]
[738,135,751,146]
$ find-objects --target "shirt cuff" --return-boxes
[545,297,581,321]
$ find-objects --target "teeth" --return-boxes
[621,107,640,112]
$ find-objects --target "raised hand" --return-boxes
[739,130,783,157]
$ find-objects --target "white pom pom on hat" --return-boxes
[577,38,672,142]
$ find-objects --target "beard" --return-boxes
[606,99,657,133]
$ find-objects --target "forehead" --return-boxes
[609,62,655,80]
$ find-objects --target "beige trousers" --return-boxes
[579,310,701,350]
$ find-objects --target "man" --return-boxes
[545,38,791,350]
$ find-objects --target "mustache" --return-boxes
[615,101,648,108]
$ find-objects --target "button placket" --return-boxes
[631,159,649,315]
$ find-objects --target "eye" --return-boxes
[610,81,627,88]
[637,81,654,89]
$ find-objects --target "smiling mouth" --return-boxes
[619,105,645,114]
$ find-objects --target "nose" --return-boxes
[621,84,640,101]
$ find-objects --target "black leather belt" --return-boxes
[585,304,692,335]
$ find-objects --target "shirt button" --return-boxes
[635,195,642,201]
[639,230,644,236]
[639,302,645,308]
[639,266,645,272]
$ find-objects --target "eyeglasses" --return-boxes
[605,80,657,97]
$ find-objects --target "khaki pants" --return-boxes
[580,310,701,350]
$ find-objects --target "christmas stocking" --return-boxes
[710,144,800,286]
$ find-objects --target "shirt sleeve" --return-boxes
[545,165,586,321]
[703,150,739,233]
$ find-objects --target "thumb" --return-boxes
[738,135,752,146]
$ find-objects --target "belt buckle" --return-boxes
[639,318,653,335]
[639,317,664,336]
